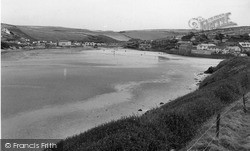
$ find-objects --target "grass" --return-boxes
[48,57,250,151]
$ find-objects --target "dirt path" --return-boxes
[183,92,250,151]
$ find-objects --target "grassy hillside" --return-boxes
[183,92,250,151]
[120,29,193,40]
[1,23,123,42]
[16,26,120,42]
[97,31,131,41]
[2,23,250,42]
[1,23,36,41]
[48,57,250,151]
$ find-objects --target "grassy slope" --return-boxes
[1,23,36,41]
[48,57,250,151]
[121,29,192,40]
[17,26,121,42]
[2,23,250,42]
[183,93,250,151]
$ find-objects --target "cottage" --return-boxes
[175,35,184,40]
[177,41,191,48]
[227,46,241,53]
[197,44,216,50]
[139,43,152,50]
[1,28,11,34]
[190,36,196,42]
[84,42,96,46]
[239,42,250,52]
[207,46,224,54]
[58,40,71,46]
[178,43,192,55]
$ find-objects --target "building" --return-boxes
[139,43,152,50]
[178,43,192,55]
[207,46,224,54]
[227,46,241,53]
[197,44,216,50]
[84,42,96,46]
[177,41,192,48]
[1,28,11,34]
[175,35,184,40]
[239,42,250,52]
[58,40,71,46]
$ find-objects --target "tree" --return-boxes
[215,33,224,42]
[241,33,250,40]
[181,32,195,41]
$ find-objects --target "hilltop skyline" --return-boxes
[2,0,250,31]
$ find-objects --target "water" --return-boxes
[1,48,221,139]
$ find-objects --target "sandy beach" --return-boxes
[1,48,222,139]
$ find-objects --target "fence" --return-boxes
[186,93,249,151]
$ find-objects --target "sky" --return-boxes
[1,0,250,31]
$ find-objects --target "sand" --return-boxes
[1,48,222,139]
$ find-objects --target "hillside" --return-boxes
[1,23,122,43]
[1,23,36,41]
[2,23,250,43]
[121,29,194,40]
[47,57,249,151]
[1,23,191,42]
[199,26,250,35]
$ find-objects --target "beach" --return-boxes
[1,48,222,139]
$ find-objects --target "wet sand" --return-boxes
[1,48,222,139]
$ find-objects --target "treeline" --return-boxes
[124,38,177,50]
[47,57,250,151]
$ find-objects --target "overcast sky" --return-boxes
[1,0,250,31]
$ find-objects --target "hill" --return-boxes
[198,26,250,35]
[2,23,250,43]
[1,23,123,43]
[1,23,36,41]
[1,23,193,42]
[120,29,194,40]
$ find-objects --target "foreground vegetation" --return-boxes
[49,57,250,151]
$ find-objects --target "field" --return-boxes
[1,23,192,42]
[48,57,250,151]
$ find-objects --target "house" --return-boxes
[177,41,191,48]
[190,36,196,42]
[197,44,216,50]
[72,42,82,46]
[227,46,241,53]
[84,42,96,46]
[239,42,250,52]
[178,43,192,55]
[222,38,228,42]
[1,28,11,34]
[58,40,71,46]
[207,46,224,54]
[139,43,152,50]
[175,35,184,40]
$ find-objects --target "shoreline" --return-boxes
[1,48,222,139]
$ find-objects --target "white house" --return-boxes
[58,40,71,46]
[197,44,216,50]
[2,28,11,34]
[239,42,250,52]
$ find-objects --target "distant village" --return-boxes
[1,27,120,50]
[2,26,250,57]
[125,30,250,57]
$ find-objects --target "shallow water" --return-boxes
[1,48,221,139]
